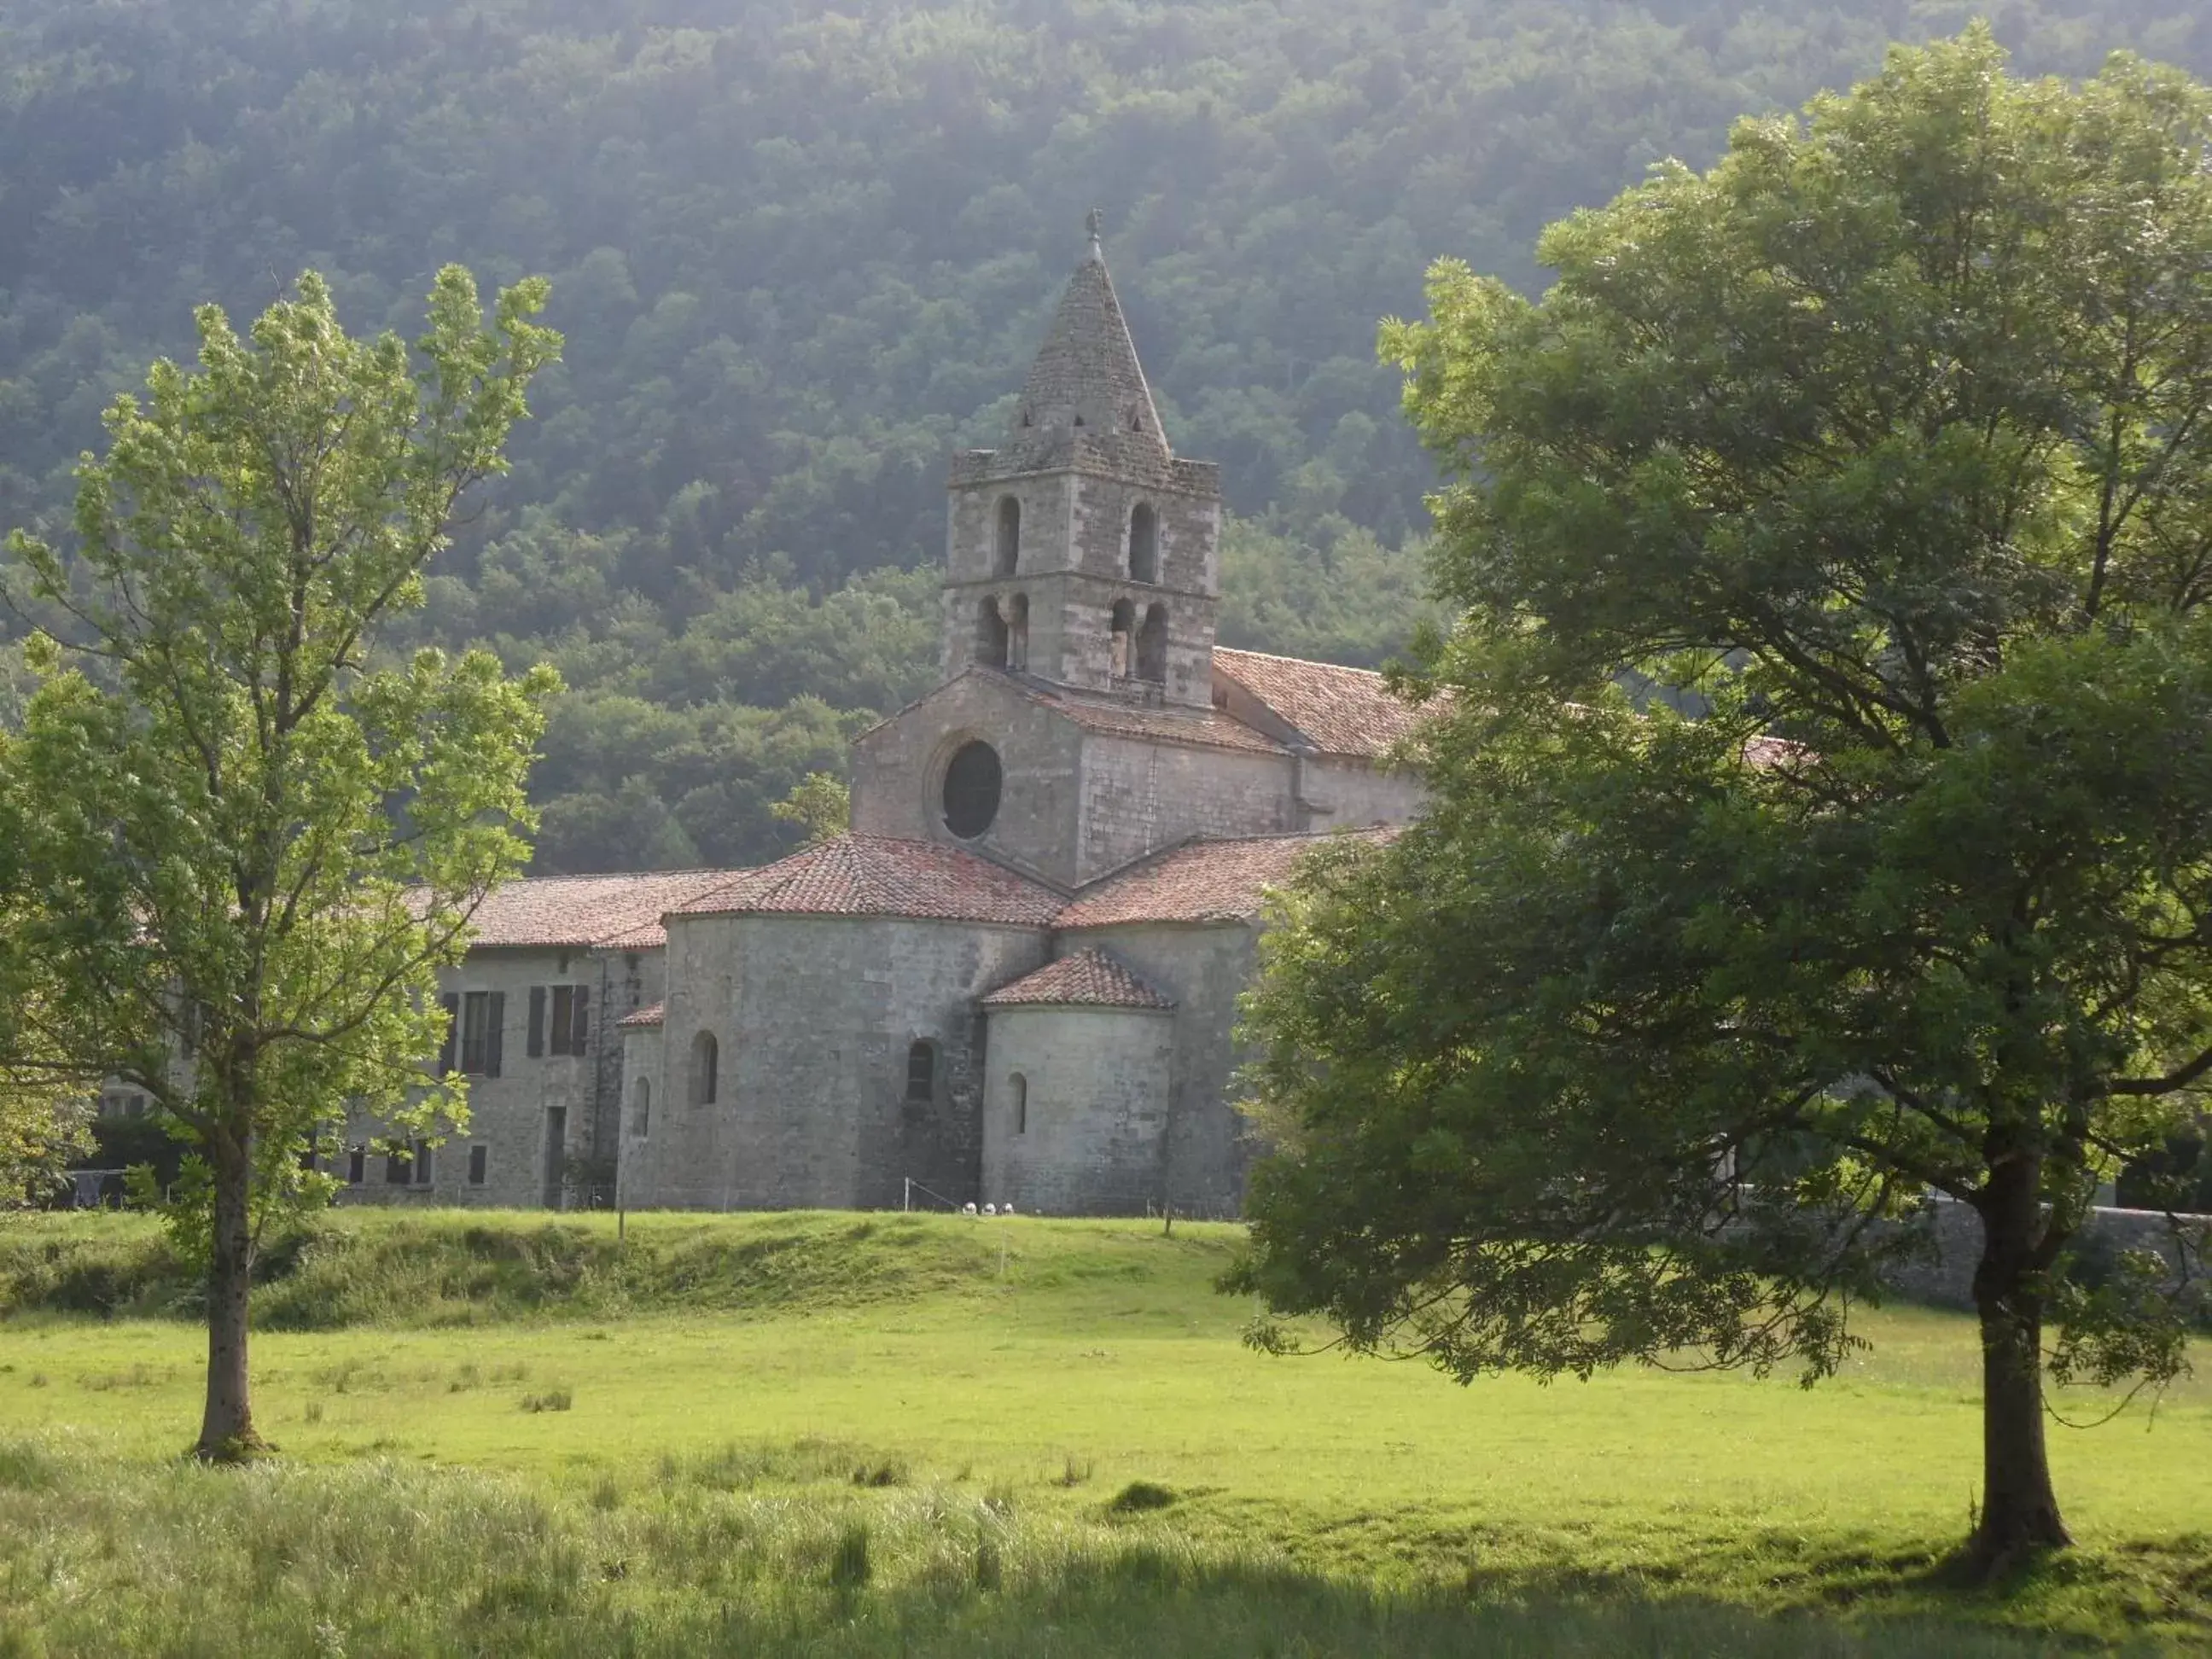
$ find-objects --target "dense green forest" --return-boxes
[3,0,2207,872]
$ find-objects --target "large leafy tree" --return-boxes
[0,270,560,1459]
[1234,30,2212,1569]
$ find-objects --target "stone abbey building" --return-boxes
[352,230,1427,1215]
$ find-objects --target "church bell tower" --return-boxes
[940,214,1222,709]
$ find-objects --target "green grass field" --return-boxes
[0,1209,2206,1655]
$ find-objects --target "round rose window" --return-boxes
[941,741,1002,839]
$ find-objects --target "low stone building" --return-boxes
[339,870,742,1207]
[361,226,1430,1214]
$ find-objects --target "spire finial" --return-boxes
[1086,207,1103,253]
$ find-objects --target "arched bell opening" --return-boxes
[976,597,1009,670]
[1109,598,1135,678]
[1136,602,1168,684]
[1128,503,1158,585]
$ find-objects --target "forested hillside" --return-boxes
[3,0,2207,871]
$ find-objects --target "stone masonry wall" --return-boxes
[345,945,621,1210]
[1076,736,1295,882]
[631,912,1048,1210]
[615,1024,664,1206]
[981,1004,1176,1215]
[1054,921,1262,1217]
[940,461,1220,706]
[1297,755,1428,832]
[1879,1196,2210,1315]
[588,946,665,1202]
[850,672,1087,887]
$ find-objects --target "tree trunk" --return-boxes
[1968,1158,2070,1569]
[196,1128,265,1462]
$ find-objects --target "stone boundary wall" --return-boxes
[1881,1196,2209,1315]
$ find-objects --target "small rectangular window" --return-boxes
[347,1145,365,1185]
[550,985,591,1055]
[527,987,546,1057]
[461,992,492,1074]
[459,992,506,1076]
[385,1150,411,1185]
[468,1144,488,1186]
[905,1040,935,1103]
[439,992,459,1074]
[413,1140,434,1186]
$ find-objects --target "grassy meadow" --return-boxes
[0,1209,2207,1655]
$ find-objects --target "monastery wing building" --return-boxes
[358,229,1428,1217]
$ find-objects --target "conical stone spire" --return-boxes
[999,213,1169,474]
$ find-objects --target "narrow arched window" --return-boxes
[632,1077,651,1138]
[1137,602,1168,684]
[976,597,1009,670]
[1128,504,1158,584]
[1110,598,1134,679]
[1010,1072,1027,1136]
[994,496,1021,577]
[905,1040,936,1103]
[690,1032,718,1107]
[1007,592,1029,672]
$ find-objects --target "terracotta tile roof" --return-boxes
[595,919,678,952]
[981,949,1175,1011]
[1212,647,1434,760]
[615,1003,665,1030]
[1012,678,1285,754]
[675,835,1064,927]
[450,870,748,950]
[1056,830,1394,928]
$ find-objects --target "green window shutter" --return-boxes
[571,984,591,1053]
[527,987,545,1058]
[486,991,506,1078]
[439,993,459,1075]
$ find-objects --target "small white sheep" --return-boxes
[963,1201,978,1215]
[982,1202,997,1215]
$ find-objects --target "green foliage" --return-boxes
[0,266,559,1449]
[2,0,2205,869]
[773,771,854,847]
[1240,29,2212,1552]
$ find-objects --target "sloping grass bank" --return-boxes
[0,1208,1236,1328]
[0,1433,2134,1658]
[3,1210,2209,1650]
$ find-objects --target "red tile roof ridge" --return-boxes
[672,834,1065,927]
[1211,647,1435,760]
[449,868,755,950]
[981,948,1175,1011]
[1214,643,1384,670]
[615,1003,665,1029]
[1056,827,1395,928]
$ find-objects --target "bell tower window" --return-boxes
[1007,593,1029,672]
[1110,599,1134,678]
[976,597,1009,670]
[994,496,1021,577]
[1137,602,1168,684]
[1128,504,1158,584]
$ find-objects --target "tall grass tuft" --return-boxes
[0,1434,2115,1657]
